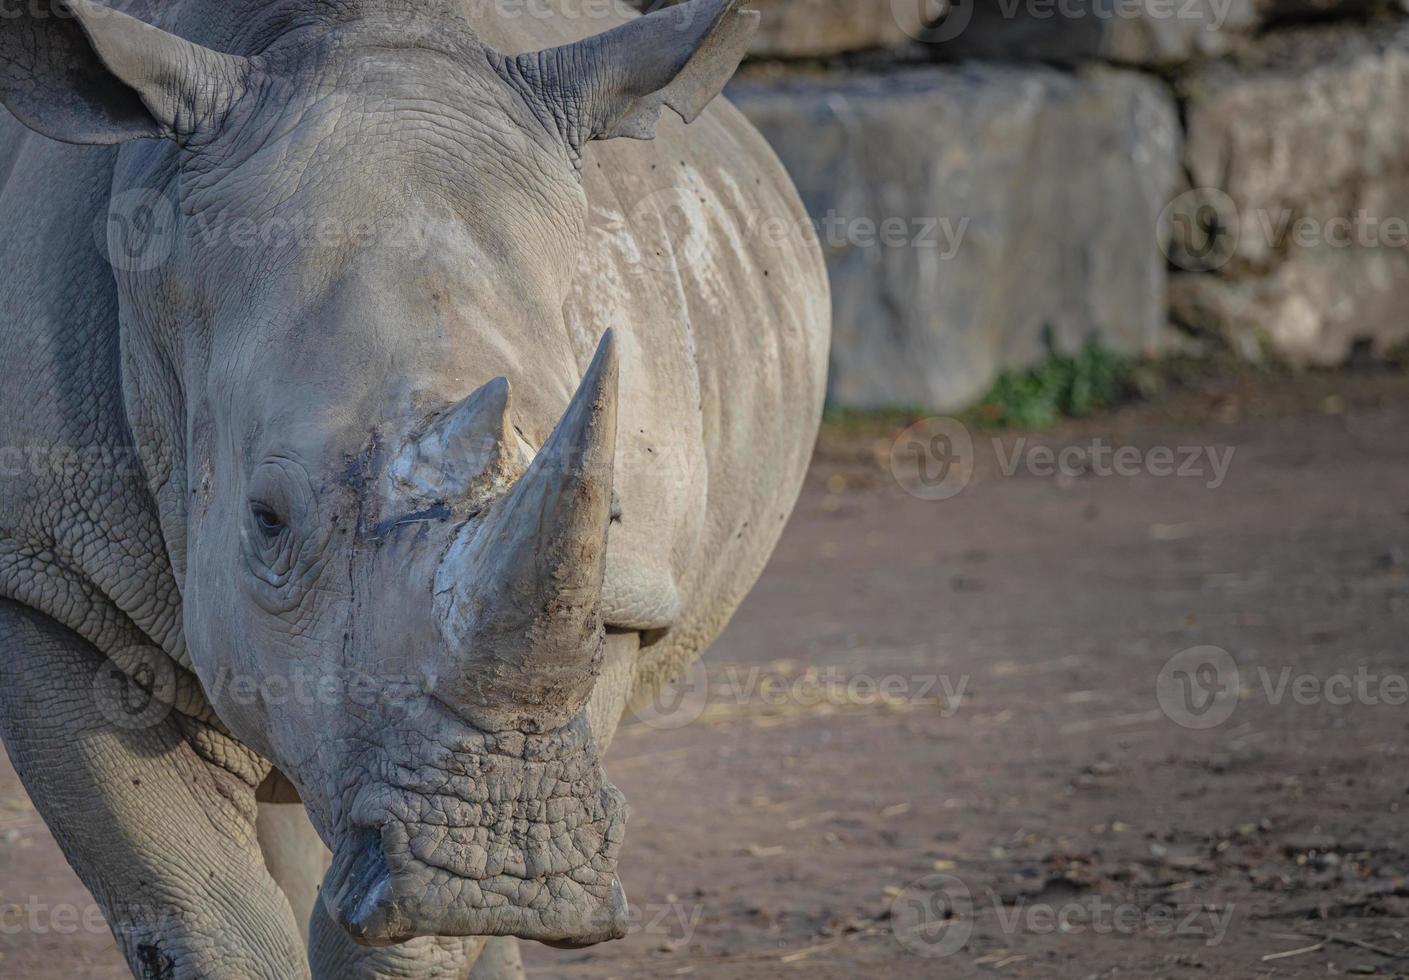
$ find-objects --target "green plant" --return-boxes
[821,404,930,433]
[977,341,1134,429]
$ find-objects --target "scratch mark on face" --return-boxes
[370,501,453,538]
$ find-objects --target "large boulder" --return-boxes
[624,0,917,58]
[748,0,915,57]
[1170,22,1409,364]
[728,66,1181,411]
[922,0,1382,69]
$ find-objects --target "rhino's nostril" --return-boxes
[324,826,413,947]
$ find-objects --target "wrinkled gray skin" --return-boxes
[0,0,828,976]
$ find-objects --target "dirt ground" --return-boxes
[2,368,1407,979]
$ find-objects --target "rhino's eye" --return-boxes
[251,502,286,538]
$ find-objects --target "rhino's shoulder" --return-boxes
[0,128,186,665]
[566,97,828,648]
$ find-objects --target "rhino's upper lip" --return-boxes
[348,778,627,881]
[326,799,630,946]
[326,831,629,946]
[326,713,629,946]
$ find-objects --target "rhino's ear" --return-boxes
[491,0,758,159]
[0,0,251,145]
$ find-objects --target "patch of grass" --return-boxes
[821,404,930,433]
[974,342,1136,429]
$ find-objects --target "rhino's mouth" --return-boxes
[323,715,629,947]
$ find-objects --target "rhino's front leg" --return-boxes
[254,798,484,980]
[309,908,484,979]
[0,599,309,980]
[466,937,526,979]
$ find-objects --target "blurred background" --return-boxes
[714,0,1409,414]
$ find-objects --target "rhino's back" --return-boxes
[477,3,831,688]
[0,119,185,661]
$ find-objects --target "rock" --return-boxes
[926,0,1264,67]
[921,0,1392,69]
[749,0,916,57]
[728,66,1180,411]
[1172,23,1409,364]
[625,0,916,58]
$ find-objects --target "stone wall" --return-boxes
[633,0,1409,407]
[745,0,913,57]
[1171,22,1409,364]
[731,67,1180,411]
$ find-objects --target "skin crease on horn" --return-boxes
[0,0,829,976]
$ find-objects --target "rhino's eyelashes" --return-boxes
[246,458,314,542]
[250,502,286,538]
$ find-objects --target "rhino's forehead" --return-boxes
[179,39,572,227]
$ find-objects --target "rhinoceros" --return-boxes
[0,0,827,975]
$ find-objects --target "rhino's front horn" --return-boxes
[392,375,528,510]
[433,331,619,732]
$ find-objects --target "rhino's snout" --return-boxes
[324,809,631,948]
[321,713,630,948]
